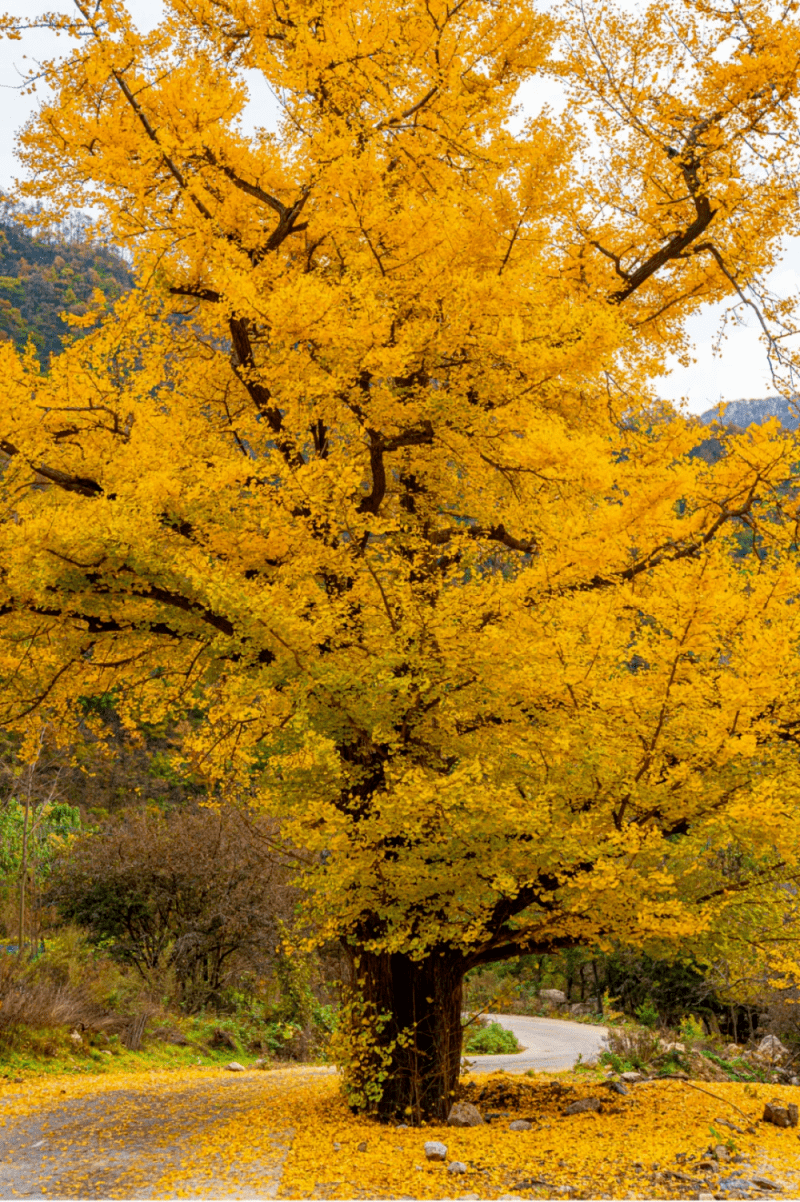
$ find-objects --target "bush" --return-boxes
[49,805,295,1012]
[463,1020,521,1055]
[600,1024,664,1072]
[0,945,112,1037]
[635,999,659,1029]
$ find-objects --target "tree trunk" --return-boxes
[348,946,465,1123]
[17,789,30,955]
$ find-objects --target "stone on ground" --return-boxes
[539,989,566,1005]
[563,1097,602,1115]
[763,1100,798,1128]
[758,1035,790,1061]
[447,1101,484,1127]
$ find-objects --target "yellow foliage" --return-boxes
[0,0,799,1051]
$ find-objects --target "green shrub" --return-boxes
[463,1020,521,1055]
[634,999,659,1029]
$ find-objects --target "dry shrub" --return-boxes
[0,952,111,1036]
[49,805,295,1012]
[0,927,152,1040]
[603,1024,664,1068]
[759,987,800,1048]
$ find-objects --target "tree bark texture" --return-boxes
[350,946,465,1123]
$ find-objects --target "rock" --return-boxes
[763,1100,799,1128]
[151,1026,191,1046]
[659,1040,686,1054]
[508,1119,533,1131]
[539,988,567,1005]
[713,1145,730,1162]
[563,1096,602,1115]
[332,1142,341,1151]
[447,1162,468,1174]
[751,1177,784,1191]
[424,1141,447,1161]
[447,1101,484,1127]
[357,1141,367,1152]
[791,1076,800,1086]
[570,997,601,1014]
[69,1030,82,1045]
[620,1071,642,1082]
[724,1043,742,1058]
[758,1034,790,1061]
[224,1061,246,1072]
[603,1080,629,1095]
[458,1194,480,1200]
[211,1028,238,1050]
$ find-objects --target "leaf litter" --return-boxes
[0,1066,798,1198]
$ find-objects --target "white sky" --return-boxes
[1,0,798,415]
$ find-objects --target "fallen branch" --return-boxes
[660,1075,751,1121]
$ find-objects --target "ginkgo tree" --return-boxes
[3,0,800,1120]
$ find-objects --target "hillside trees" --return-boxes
[0,205,130,365]
[3,0,800,1119]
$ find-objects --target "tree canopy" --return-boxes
[2,0,800,1117]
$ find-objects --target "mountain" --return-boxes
[699,396,800,431]
[0,213,131,367]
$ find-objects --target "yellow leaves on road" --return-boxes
[1,1065,799,1199]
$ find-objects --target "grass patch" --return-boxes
[0,1012,314,1080]
[463,1020,521,1055]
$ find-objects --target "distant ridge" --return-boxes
[699,396,800,431]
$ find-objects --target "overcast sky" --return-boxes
[1,0,798,415]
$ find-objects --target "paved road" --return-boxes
[0,1018,606,1198]
[465,1012,608,1073]
[0,1069,300,1199]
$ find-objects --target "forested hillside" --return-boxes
[0,211,130,365]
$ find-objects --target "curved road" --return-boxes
[465,1012,608,1073]
[0,1018,609,1199]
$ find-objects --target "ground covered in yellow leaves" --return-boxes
[0,1064,798,1199]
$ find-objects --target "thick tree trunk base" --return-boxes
[345,946,465,1123]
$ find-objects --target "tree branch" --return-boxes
[358,421,434,515]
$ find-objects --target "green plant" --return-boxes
[634,999,659,1029]
[601,1024,663,1071]
[326,990,411,1114]
[679,1014,705,1045]
[709,1123,737,1154]
[463,1020,521,1055]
